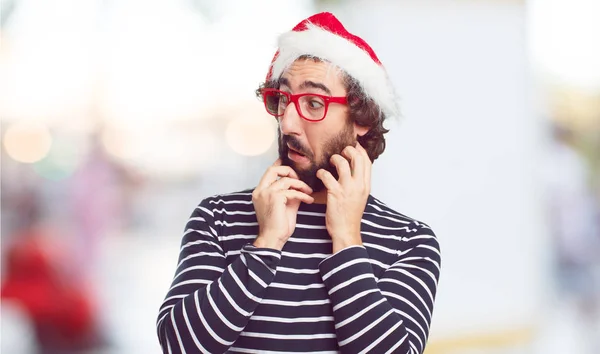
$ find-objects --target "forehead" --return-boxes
[280,59,346,95]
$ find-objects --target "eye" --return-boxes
[307,98,324,109]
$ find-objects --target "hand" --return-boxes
[317,142,371,253]
[252,159,314,250]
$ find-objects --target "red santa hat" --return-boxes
[266,12,399,119]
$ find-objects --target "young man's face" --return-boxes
[277,58,368,192]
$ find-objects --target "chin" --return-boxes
[281,155,322,191]
[297,166,328,193]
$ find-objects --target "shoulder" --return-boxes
[191,189,257,227]
[364,194,439,247]
[197,188,255,211]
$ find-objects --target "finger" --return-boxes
[341,145,363,180]
[329,154,351,182]
[273,158,282,167]
[283,190,314,204]
[270,177,313,195]
[356,141,370,163]
[257,165,299,190]
[356,142,372,186]
[316,169,341,192]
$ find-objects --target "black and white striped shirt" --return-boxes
[157,190,440,353]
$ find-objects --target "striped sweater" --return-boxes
[157,190,440,353]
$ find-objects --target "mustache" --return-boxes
[281,135,313,158]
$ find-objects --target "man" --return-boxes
[157,12,440,354]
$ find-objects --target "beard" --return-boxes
[278,123,356,192]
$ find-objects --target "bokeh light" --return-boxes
[100,125,148,161]
[3,122,53,163]
[32,135,87,181]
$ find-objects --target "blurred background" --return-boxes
[1,0,598,353]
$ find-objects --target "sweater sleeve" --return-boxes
[318,234,440,354]
[156,199,281,354]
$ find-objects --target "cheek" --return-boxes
[306,134,333,165]
[310,113,348,149]
[304,127,325,156]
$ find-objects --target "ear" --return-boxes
[353,122,369,137]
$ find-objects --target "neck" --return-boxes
[311,190,328,204]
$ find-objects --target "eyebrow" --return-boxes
[279,77,332,96]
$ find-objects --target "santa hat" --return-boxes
[266,12,399,119]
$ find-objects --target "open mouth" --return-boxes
[287,143,309,163]
[287,144,306,157]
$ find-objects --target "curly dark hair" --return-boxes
[255,59,390,162]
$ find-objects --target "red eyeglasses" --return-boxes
[261,88,348,122]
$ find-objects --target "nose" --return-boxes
[279,101,303,136]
